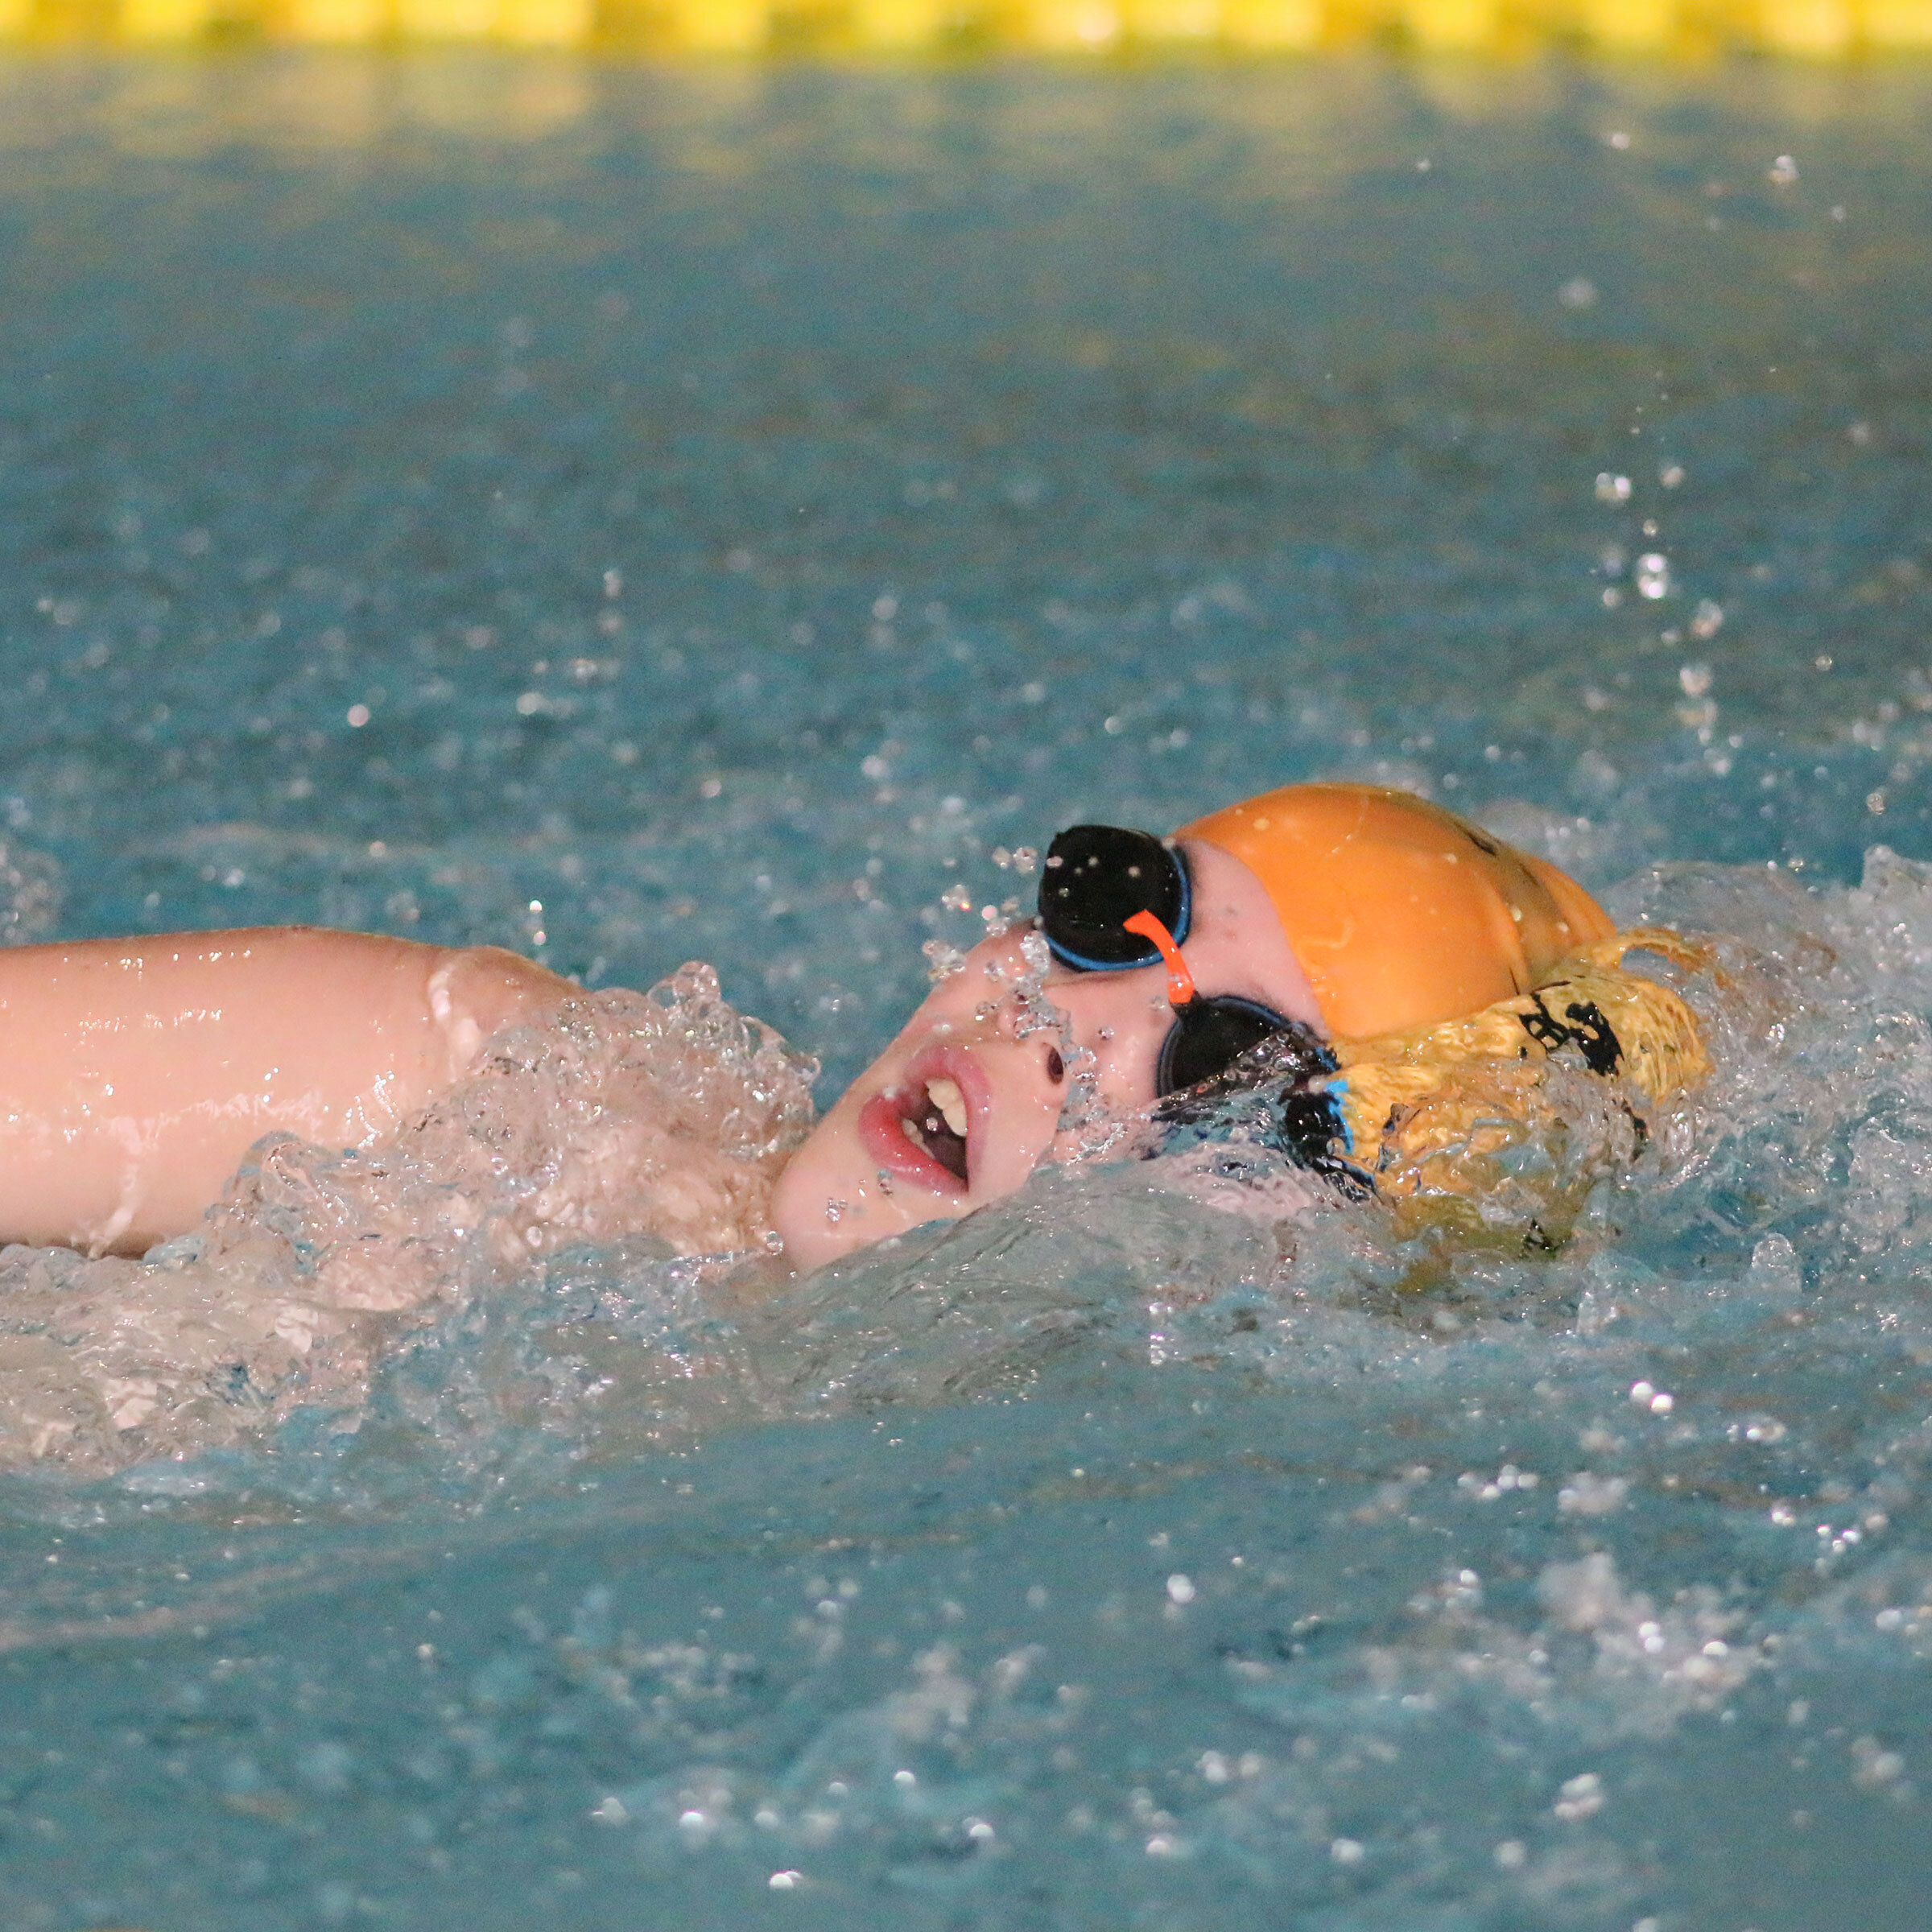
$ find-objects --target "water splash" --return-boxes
[0,964,815,1479]
[7,847,1932,1533]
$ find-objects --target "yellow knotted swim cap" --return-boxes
[1179,782,1616,1041]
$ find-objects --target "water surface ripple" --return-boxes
[0,52,1930,1932]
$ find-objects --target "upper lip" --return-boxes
[858,1045,991,1198]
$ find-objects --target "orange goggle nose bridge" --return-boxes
[1123,909,1197,1008]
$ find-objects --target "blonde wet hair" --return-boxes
[1320,927,1711,1244]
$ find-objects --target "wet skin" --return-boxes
[0,844,1311,1268]
[770,840,1323,1271]
[0,930,570,1256]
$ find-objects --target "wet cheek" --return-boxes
[1091,1043,1162,1107]
[1059,988,1168,1103]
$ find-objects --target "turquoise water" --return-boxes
[3,50,1932,1930]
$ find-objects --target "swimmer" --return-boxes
[0,782,1699,1268]
[773,781,1688,1267]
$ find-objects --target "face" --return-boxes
[770,839,1324,1271]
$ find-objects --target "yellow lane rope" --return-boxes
[11,0,1931,55]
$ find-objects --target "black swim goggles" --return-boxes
[1038,824,1303,1098]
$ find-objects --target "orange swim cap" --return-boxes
[1179,783,1615,1042]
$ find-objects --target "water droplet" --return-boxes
[922,939,967,981]
[1554,1771,1604,1820]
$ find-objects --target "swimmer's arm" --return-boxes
[0,927,573,1257]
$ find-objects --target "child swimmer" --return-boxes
[0,782,1707,1273]
[774,782,1707,1267]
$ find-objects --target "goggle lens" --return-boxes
[1038,824,1304,1099]
[1038,825,1189,971]
[1156,994,1294,1097]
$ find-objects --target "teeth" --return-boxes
[926,1077,968,1138]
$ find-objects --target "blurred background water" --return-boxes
[2,50,1932,1930]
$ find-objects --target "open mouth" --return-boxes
[858,1052,985,1196]
[897,1075,969,1182]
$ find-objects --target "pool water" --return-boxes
[3,49,1932,1930]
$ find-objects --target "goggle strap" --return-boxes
[1123,909,1197,1009]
